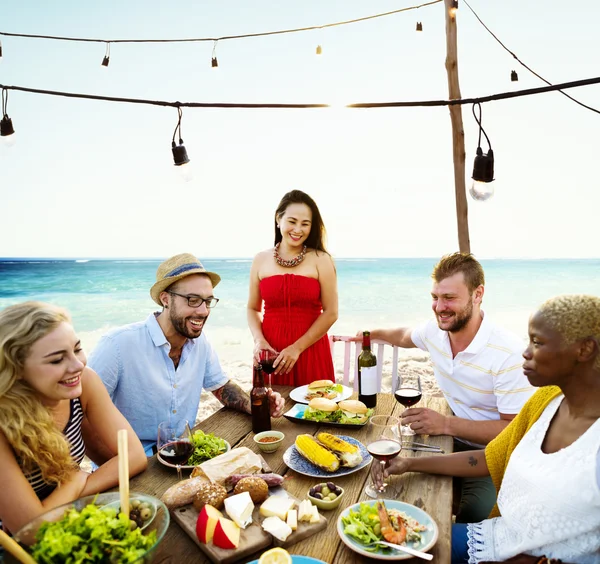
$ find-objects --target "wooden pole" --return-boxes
[444,0,471,253]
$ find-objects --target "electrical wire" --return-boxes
[0,1,441,45]
[1,76,598,110]
[463,0,600,115]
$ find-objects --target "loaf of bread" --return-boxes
[161,476,210,509]
[233,476,269,504]
[193,481,228,511]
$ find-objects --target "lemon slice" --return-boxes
[258,547,293,564]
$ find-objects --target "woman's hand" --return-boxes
[253,339,277,363]
[274,345,301,375]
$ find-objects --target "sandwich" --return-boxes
[336,400,372,424]
[305,379,343,400]
[302,398,341,423]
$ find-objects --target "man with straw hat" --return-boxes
[87,253,285,456]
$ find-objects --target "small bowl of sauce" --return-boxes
[253,430,285,453]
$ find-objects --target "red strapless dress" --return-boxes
[260,274,335,387]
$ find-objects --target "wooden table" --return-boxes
[129,388,454,564]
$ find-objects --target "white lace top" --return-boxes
[467,395,600,563]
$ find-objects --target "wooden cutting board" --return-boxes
[172,489,327,564]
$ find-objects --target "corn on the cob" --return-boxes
[316,433,363,468]
[295,434,340,472]
[317,433,358,454]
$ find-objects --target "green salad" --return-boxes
[30,503,156,563]
[187,430,228,466]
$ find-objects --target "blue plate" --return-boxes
[337,499,439,560]
[283,404,368,429]
[283,435,372,478]
[246,557,326,564]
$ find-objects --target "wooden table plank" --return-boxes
[128,388,453,564]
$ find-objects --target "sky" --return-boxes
[0,0,598,259]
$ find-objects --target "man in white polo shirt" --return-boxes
[363,252,534,523]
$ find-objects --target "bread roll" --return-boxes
[233,476,269,503]
[193,481,228,511]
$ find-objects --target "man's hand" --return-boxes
[268,389,285,418]
[401,407,449,436]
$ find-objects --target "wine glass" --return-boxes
[157,420,193,480]
[394,374,423,436]
[259,349,278,388]
[365,415,402,498]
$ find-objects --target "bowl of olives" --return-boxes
[307,481,345,510]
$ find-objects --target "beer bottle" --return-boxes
[251,364,271,433]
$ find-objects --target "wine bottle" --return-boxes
[251,365,271,434]
[358,330,377,408]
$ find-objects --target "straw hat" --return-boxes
[150,253,221,306]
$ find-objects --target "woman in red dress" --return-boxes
[247,190,338,387]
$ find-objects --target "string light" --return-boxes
[511,70,518,82]
[0,39,3,59]
[211,40,218,68]
[416,22,423,32]
[470,102,494,202]
[171,107,192,182]
[101,42,110,67]
[1,88,16,147]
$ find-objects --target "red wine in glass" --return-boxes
[159,440,194,466]
[367,439,402,462]
[259,359,276,374]
[395,388,422,407]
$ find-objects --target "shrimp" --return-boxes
[376,500,407,545]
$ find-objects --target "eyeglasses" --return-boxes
[168,292,219,308]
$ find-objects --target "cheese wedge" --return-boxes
[286,509,298,531]
[262,516,293,542]
[259,496,296,520]
[298,499,314,522]
[224,491,254,529]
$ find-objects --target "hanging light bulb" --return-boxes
[470,147,495,201]
[0,40,3,60]
[511,70,519,82]
[101,42,110,68]
[449,0,458,17]
[211,40,219,68]
[416,22,423,32]
[316,45,322,55]
[171,107,193,182]
[1,89,15,147]
[469,102,495,202]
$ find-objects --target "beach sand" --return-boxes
[195,347,440,424]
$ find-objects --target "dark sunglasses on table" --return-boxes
[168,292,219,308]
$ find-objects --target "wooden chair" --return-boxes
[329,335,400,393]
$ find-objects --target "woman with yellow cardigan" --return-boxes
[379,294,600,564]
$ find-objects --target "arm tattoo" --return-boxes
[212,381,251,414]
[468,456,478,467]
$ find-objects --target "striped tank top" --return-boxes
[24,397,86,500]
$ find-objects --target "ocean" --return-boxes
[2,258,599,421]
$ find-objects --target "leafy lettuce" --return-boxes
[188,430,228,466]
[31,502,156,563]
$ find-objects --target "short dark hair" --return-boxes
[432,252,484,292]
[274,190,328,253]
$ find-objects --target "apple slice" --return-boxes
[213,517,241,550]
[196,504,223,544]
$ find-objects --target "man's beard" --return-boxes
[437,297,473,333]
[170,306,207,339]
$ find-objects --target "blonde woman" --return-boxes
[0,302,147,533]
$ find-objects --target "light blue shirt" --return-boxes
[88,313,229,455]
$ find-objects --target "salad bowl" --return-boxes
[7,492,169,563]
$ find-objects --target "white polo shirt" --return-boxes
[411,312,535,447]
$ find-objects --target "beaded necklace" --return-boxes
[273,242,307,267]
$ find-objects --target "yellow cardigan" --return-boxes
[485,385,563,518]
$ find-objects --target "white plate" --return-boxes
[157,439,230,470]
[283,435,371,478]
[337,499,439,560]
[290,383,353,404]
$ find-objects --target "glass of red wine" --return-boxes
[365,415,402,498]
[157,420,193,480]
[394,374,423,436]
[259,349,278,388]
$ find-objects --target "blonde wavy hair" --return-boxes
[0,301,79,486]
[537,294,600,371]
